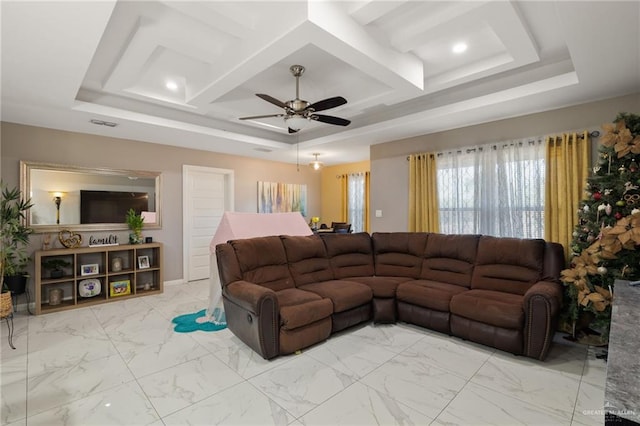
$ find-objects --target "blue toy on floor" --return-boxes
[171,308,227,333]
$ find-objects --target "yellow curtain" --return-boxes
[339,173,348,222]
[545,131,590,259]
[364,171,370,232]
[408,153,439,232]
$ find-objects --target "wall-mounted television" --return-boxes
[80,190,149,224]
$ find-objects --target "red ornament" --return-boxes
[593,192,602,201]
[615,212,623,220]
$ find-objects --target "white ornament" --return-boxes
[632,208,640,215]
[604,189,613,196]
[605,204,613,215]
[573,231,579,237]
[598,204,606,212]
[593,166,601,173]
[583,205,590,212]
[597,266,608,275]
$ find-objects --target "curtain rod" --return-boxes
[405,130,601,160]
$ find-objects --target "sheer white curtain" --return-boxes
[348,173,365,233]
[437,139,545,238]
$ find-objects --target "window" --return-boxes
[437,140,545,238]
[346,172,368,233]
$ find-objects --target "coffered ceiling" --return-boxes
[2,1,638,165]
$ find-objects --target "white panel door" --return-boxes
[183,165,233,282]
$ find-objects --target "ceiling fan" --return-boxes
[239,65,351,133]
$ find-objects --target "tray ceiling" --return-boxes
[2,1,638,165]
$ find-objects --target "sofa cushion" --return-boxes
[276,288,334,330]
[299,280,373,313]
[372,232,428,278]
[344,276,413,298]
[281,235,334,285]
[276,287,324,307]
[230,236,294,291]
[397,280,468,312]
[472,236,545,295]
[320,232,375,278]
[420,233,480,287]
[450,289,524,329]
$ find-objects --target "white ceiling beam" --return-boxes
[348,0,409,25]
[160,1,251,38]
[185,8,313,108]
[482,2,539,65]
[307,1,424,91]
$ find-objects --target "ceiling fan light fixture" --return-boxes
[309,153,324,171]
[285,115,310,131]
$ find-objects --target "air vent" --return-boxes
[90,119,117,127]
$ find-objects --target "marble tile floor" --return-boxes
[1,279,607,426]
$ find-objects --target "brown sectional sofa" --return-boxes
[215,232,565,361]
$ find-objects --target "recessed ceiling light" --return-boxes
[165,80,178,91]
[452,42,468,54]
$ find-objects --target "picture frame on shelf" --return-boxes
[138,255,150,269]
[109,280,131,297]
[80,263,99,276]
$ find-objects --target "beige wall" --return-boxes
[370,92,640,232]
[319,160,370,227]
[1,123,321,284]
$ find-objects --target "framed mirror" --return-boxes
[20,161,161,233]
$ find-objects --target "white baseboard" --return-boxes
[164,279,186,287]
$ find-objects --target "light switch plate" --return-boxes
[375,210,383,218]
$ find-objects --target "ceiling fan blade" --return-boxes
[256,94,287,109]
[313,114,351,126]
[239,113,284,120]
[288,127,299,134]
[308,96,347,112]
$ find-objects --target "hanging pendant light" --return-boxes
[309,153,324,171]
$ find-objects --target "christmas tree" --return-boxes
[561,112,640,343]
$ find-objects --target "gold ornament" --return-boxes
[58,229,82,248]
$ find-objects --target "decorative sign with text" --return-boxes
[89,234,119,247]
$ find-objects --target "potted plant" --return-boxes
[0,181,33,297]
[42,258,71,279]
[125,208,144,244]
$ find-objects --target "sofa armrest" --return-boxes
[223,281,279,360]
[225,280,276,313]
[523,280,562,360]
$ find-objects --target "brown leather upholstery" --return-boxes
[279,296,333,330]
[450,289,525,329]
[230,236,295,291]
[281,235,334,285]
[398,280,468,312]
[298,280,372,313]
[420,233,479,286]
[344,276,410,298]
[450,314,523,355]
[472,236,545,295]
[216,232,564,361]
[372,232,428,278]
[320,232,375,278]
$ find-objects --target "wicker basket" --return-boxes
[0,291,12,318]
